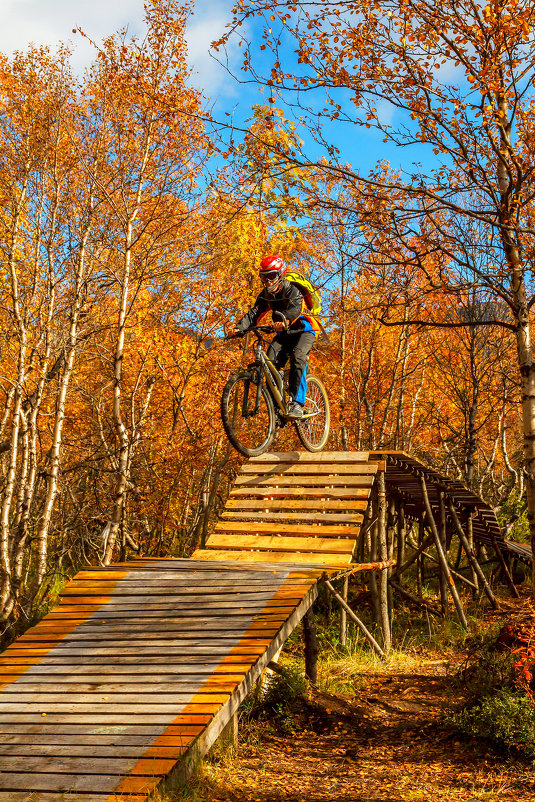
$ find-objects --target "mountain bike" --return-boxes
[221,324,330,457]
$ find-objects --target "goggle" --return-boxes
[260,269,281,284]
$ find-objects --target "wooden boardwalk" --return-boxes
[0,450,520,800]
[0,451,377,801]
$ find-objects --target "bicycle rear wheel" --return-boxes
[221,371,276,457]
[295,375,330,452]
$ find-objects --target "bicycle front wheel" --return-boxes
[221,371,276,457]
[295,375,330,452]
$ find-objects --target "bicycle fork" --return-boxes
[242,361,286,417]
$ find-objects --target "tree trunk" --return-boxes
[303,606,318,684]
[104,132,152,565]
[377,469,391,652]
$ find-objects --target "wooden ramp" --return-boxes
[0,451,377,801]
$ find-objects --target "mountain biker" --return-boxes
[231,255,321,419]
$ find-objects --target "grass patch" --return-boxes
[450,689,535,759]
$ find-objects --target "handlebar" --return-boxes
[225,324,278,340]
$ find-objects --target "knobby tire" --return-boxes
[221,371,276,457]
[295,375,330,452]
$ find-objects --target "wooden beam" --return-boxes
[324,580,386,660]
[419,477,469,631]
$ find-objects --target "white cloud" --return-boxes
[0,0,239,99]
[0,0,146,71]
[187,10,235,98]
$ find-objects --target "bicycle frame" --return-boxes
[248,333,287,417]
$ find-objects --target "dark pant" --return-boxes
[268,331,316,404]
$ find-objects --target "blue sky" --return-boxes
[0,0,431,175]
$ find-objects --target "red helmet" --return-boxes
[259,254,286,292]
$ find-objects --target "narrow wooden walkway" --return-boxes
[0,451,377,801]
[0,450,521,800]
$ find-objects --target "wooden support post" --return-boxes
[325,579,386,660]
[420,549,477,589]
[303,606,318,685]
[489,529,519,598]
[389,579,443,617]
[217,712,238,753]
[357,502,371,563]
[396,501,406,588]
[438,492,448,612]
[340,575,348,646]
[420,476,469,631]
[368,491,381,629]
[447,500,499,610]
[393,532,435,578]
[387,497,396,615]
[417,516,424,596]
[377,468,391,653]
[467,509,478,595]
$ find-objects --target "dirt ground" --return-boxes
[183,655,535,802]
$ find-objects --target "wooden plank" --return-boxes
[234,475,375,487]
[192,549,350,566]
[0,657,256,669]
[55,579,307,596]
[75,566,291,578]
[220,511,362,523]
[28,606,297,626]
[108,559,306,573]
[0,795,146,802]
[16,629,283,643]
[2,643,271,656]
[57,580,313,590]
[248,451,370,462]
[0,720,210,733]
[27,614,293,631]
[59,582,290,593]
[0,730,202,744]
[0,754,174,774]
[0,665,251,676]
[57,583,312,595]
[239,463,378,475]
[225,498,367,510]
[42,609,296,624]
[214,521,360,537]
[0,680,240,693]
[59,579,290,590]
[0,743,189,759]
[0,772,157,793]
[229,486,372,498]
[0,694,230,708]
[33,606,295,620]
[49,599,299,612]
[52,581,312,596]
[0,679,244,691]
[0,700,227,714]
[3,638,273,652]
[4,635,274,649]
[206,534,355,554]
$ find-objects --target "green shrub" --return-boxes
[239,662,307,734]
[456,642,516,702]
[497,489,529,544]
[450,689,535,758]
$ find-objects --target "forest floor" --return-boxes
[176,597,535,802]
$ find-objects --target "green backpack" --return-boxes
[286,270,322,316]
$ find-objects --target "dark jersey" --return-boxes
[236,280,311,334]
